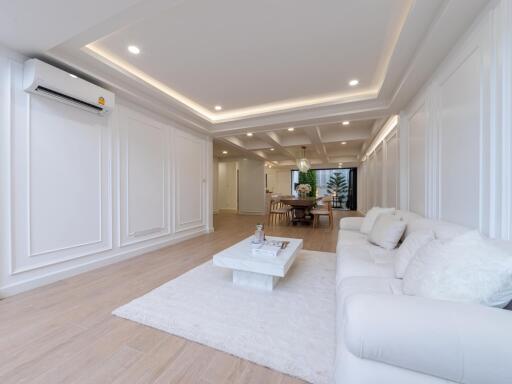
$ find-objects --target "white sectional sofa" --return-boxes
[335,211,512,384]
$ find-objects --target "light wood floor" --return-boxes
[0,211,358,384]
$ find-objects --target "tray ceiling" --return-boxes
[87,0,412,121]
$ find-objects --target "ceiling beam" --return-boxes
[217,138,267,161]
[303,126,329,163]
[255,132,297,162]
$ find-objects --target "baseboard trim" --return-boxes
[238,211,265,215]
[219,209,238,213]
[0,228,207,299]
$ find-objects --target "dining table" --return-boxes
[279,196,322,225]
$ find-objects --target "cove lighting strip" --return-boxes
[362,115,398,161]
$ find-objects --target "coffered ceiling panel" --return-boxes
[215,118,374,167]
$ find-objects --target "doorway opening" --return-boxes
[290,168,357,210]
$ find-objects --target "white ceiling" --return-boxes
[89,0,410,117]
[0,0,490,166]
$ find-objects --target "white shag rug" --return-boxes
[113,250,337,384]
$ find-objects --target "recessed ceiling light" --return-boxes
[222,150,228,154]
[349,79,359,87]
[270,148,275,151]
[342,121,350,126]
[339,162,343,166]
[214,105,222,111]
[287,127,295,132]
[341,141,347,145]
[69,73,78,79]
[246,132,253,137]
[128,45,140,55]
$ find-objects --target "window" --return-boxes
[290,168,357,210]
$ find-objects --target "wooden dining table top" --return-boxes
[279,196,322,207]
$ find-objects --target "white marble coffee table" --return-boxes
[213,236,303,291]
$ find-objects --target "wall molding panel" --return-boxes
[119,105,171,247]
[10,62,113,275]
[174,129,207,233]
[358,0,512,240]
[0,58,212,297]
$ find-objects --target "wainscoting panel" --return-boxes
[1,57,211,297]
[396,0,511,238]
[374,144,384,207]
[408,103,427,216]
[385,130,399,209]
[438,47,481,228]
[366,152,376,209]
[357,161,367,213]
[174,130,206,232]
[10,66,112,274]
[119,106,170,246]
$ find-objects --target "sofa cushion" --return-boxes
[360,207,395,234]
[394,229,435,278]
[336,277,402,348]
[337,229,367,246]
[368,214,407,250]
[343,294,512,384]
[339,216,364,231]
[394,210,422,237]
[337,276,402,310]
[403,231,512,308]
[336,244,395,285]
[405,217,469,241]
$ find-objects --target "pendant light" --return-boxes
[297,146,311,173]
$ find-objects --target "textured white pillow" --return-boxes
[360,207,395,234]
[394,229,435,278]
[368,214,406,250]
[403,231,512,307]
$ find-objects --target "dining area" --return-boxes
[266,193,334,229]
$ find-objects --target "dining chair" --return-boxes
[267,195,292,225]
[311,196,333,229]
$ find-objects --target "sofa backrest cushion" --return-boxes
[360,207,395,234]
[394,229,435,278]
[368,214,407,250]
[394,210,470,241]
[403,231,512,308]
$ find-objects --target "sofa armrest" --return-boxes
[343,294,512,384]
[339,217,364,231]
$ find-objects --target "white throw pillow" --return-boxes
[360,207,395,234]
[368,214,406,250]
[394,229,435,278]
[403,231,512,307]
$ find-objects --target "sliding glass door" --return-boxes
[290,168,357,210]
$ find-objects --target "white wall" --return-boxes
[358,125,399,214]
[213,157,219,213]
[265,168,292,195]
[0,52,213,297]
[217,160,238,211]
[238,159,265,214]
[358,0,512,240]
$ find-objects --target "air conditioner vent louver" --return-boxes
[23,59,115,115]
[35,86,104,112]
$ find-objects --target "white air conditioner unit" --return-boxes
[23,59,114,115]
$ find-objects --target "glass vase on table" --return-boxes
[253,224,265,244]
